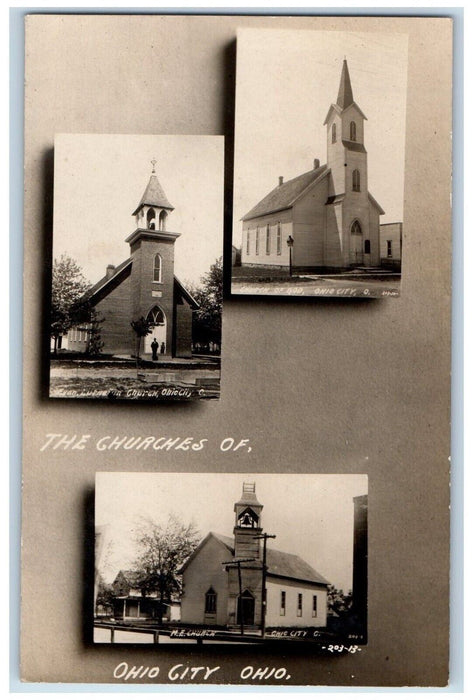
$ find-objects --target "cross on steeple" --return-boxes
[151,158,157,174]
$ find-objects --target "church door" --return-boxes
[237,590,255,626]
[363,239,371,266]
[143,306,167,355]
[349,220,363,265]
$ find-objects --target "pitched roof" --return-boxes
[337,59,354,109]
[209,533,329,586]
[242,164,329,221]
[132,174,174,215]
[85,257,133,302]
[114,569,143,587]
[174,276,200,310]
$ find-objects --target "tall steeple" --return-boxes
[336,58,354,109]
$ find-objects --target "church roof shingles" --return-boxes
[207,533,329,587]
[132,174,174,215]
[241,164,328,221]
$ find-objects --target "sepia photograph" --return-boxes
[95,473,367,646]
[231,29,408,298]
[50,134,223,400]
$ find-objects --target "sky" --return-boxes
[53,134,224,286]
[233,29,408,244]
[95,472,367,593]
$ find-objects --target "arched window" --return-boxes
[351,220,362,235]
[364,239,371,254]
[332,123,337,143]
[159,210,167,231]
[266,224,271,255]
[205,587,217,614]
[146,305,165,325]
[246,230,250,255]
[255,227,259,255]
[147,207,156,230]
[350,121,357,141]
[153,253,162,283]
[276,222,282,255]
[352,169,361,192]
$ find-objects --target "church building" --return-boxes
[180,483,329,630]
[65,162,198,358]
[240,60,385,271]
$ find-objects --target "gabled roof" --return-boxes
[368,192,385,214]
[85,257,133,302]
[132,174,174,215]
[242,165,329,221]
[113,569,143,588]
[181,532,329,587]
[174,276,200,310]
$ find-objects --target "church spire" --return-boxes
[336,59,354,109]
[132,162,174,217]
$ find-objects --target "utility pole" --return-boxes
[222,557,256,636]
[253,532,276,638]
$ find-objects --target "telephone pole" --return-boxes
[222,557,256,636]
[253,532,276,637]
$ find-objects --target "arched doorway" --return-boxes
[144,305,167,355]
[349,219,363,265]
[237,589,255,626]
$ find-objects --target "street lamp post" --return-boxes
[286,235,294,277]
[253,533,276,638]
[222,557,256,636]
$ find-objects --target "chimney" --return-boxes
[279,176,284,186]
[106,264,115,279]
[313,158,320,170]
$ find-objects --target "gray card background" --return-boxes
[21,14,451,686]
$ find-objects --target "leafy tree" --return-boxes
[51,254,90,353]
[85,307,105,357]
[130,316,153,362]
[95,574,114,616]
[187,257,222,352]
[133,515,200,624]
[327,584,353,616]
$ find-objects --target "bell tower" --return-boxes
[125,160,181,355]
[233,482,263,560]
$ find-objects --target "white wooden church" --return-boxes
[240,60,385,272]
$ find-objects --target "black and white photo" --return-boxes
[95,472,368,646]
[50,134,223,400]
[232,29,407,298]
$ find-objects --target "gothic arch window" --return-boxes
[153,253,162,283]
[159,210,167,231]
[246,230,250,255]
[255,227,260,255]
[147,207,156,230]
[350,121,357,141]
[146,305,165,326]
[364,239,371,254]
[332,123,337,143]
[277,222,282,255]
[266,224,271,255]
[205,587,217,614]
[352,169,361,192]
[351,220,362,235]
